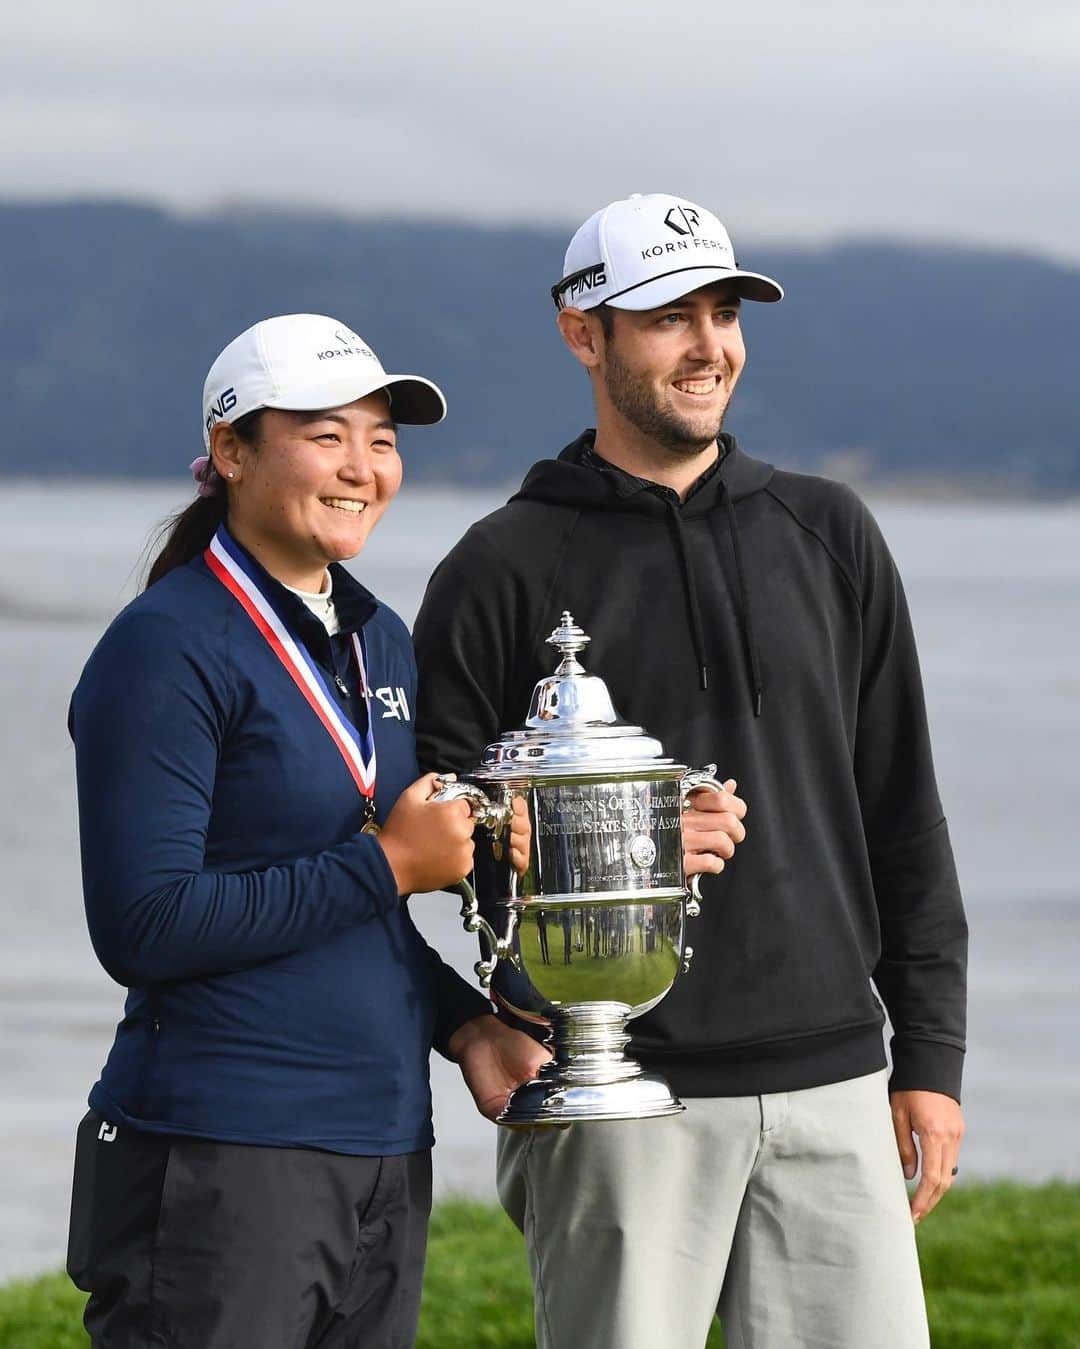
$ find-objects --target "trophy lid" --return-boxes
[477,612,676,776]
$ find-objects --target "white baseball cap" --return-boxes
[551,193,783,312]
[202,314,447,449]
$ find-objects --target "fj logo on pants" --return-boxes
[97,1121,117,1143]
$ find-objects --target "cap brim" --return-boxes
[261,372,447,426]
[607,267,783,309]
[380,375,447,425]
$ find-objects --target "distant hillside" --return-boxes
[0,201,1076,489]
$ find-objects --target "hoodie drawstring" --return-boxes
[665,500,711,691]
[664,488,764,716]
[721,485,764,717]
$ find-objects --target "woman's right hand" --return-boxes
[375,772,476,895]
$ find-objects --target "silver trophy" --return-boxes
[434,612,725,1125]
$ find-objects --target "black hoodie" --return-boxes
[413,432,967,1101]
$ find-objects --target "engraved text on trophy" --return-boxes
[533,780,683,893]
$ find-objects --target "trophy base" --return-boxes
[497,1070,683,1126]
[495,1001,684,1127]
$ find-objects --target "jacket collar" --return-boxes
[212,525,378,641]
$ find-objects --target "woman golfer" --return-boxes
[65,313,541,1348]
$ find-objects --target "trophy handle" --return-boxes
[432,777,518,988]
[680,764,727,918]
[457,876,520,988]
[431,777,510,834]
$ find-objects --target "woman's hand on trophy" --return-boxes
[448,1014,552,1121]
[508,795,532,876]
[375,772,476,895]
[683,778,747,879]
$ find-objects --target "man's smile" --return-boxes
[672,376,720,397]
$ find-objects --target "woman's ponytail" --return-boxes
[143,410,264,590]
[145,494,227,588]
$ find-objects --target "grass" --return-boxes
[3,1184,1077,1347]
[916,1183,1080,1348]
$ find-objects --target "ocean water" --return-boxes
[1,481,1078,1282]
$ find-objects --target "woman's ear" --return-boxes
[210,421,246,483]
[556,307,604,371]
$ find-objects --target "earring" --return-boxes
[226,471,235,479]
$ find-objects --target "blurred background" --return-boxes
[2,0,1078,1284]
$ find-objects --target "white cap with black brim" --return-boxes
[201,313,447,450]
[552,193,783,312]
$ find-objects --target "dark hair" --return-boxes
[593,303,616,339]
[144,409,264,588]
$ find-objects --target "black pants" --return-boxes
[67,1111,432,1349]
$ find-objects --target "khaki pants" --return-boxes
[497,1069,929,1349]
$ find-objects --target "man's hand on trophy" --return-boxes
[683,778,747,878]
[448,1014,553,1122]
[508,794,532,876]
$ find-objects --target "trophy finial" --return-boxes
[547,612,590,671]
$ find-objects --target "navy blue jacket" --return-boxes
[70,530,490,1154]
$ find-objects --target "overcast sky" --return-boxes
[3,0,1078,263]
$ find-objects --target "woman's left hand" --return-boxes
[448,1015,552,1121]
[683,778,747,879]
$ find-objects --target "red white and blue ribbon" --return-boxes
[204,526,376,799]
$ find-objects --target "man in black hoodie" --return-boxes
[413,193,967,1349]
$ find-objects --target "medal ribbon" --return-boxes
[204,526,376,799]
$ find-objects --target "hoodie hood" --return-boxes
[510,430,775,517]
[511,431,773,711]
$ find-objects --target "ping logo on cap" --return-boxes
[551,264,608,311]
[205,387,237,437]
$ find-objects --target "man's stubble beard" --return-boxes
[601,343,730,460]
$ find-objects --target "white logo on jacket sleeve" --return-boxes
[374,686,411,721]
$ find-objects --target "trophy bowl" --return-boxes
[434,612,724,1126]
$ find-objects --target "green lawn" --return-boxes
[3,1184,1077,1348]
